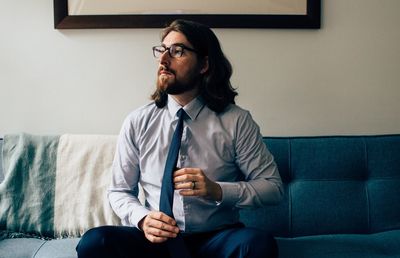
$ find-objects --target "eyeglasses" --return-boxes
[152,44,198,58]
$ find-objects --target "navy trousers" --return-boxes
[76,224,278,258]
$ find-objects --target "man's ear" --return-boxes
[200,56,209,74]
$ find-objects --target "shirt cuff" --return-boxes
[129,206,151,229]
[218,182,239,207]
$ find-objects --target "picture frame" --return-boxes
[54,0,321,29]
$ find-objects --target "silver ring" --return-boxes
[192,181,196,190]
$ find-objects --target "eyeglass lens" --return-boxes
[153,45,184,58]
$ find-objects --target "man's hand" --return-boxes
[173,168,222,201]
[138,211,179,243]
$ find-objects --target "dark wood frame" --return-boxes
[54,0,321,29]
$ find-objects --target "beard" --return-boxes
[156,66,201,95]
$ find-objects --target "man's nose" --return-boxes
[159,50,171,64]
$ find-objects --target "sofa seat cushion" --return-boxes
[34,238,80,258]
[0,238,46,258]
[276,229,400,258]
[0,238,80,258]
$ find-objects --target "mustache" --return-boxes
[158,65,175,75]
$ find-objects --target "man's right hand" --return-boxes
[138,211,180,243]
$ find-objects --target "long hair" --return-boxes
[151,19,238,113]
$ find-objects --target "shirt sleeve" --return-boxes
[108,115,150,228]
[219,111,284,208]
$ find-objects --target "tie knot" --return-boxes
[176,108,186,119]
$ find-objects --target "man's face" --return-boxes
[156,31,205,95]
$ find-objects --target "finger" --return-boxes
[173,173,202,185]
[147,220,179,234]
[146,212,180,235]
[178,180,207,195]
[179,189,203,197]
[174,181,195,190]
[144,233,168,243]
[149,211,177,226]
[173,168,199,177]
[146,224,178,238]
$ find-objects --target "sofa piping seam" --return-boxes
[364,137,371,233]
[32,240,47,258]
[288,138,293,237]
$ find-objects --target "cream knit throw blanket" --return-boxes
[0,133,121,239]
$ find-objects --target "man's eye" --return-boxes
[171,47,183,56]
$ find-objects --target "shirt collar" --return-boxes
[167,95,205,120]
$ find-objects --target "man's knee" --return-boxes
[76,226,113,257]
[235,228,278,258]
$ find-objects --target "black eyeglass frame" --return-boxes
[152,44,198,58]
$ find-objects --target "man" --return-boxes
[76,19,283,258]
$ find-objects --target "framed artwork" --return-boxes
[54,0,320,29]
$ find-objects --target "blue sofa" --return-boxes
[1,134,400,258]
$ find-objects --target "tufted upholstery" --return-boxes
[240,135,400,238]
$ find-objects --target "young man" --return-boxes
[76,19,283,258]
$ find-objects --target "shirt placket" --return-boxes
[179,125,190,224]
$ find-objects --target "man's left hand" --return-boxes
[173,168,222,202]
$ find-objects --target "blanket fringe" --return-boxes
[0,230,52,241]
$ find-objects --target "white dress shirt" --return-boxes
[108,96,283,233]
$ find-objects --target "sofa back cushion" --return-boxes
[0,133,121,238]
[240,135,400,237]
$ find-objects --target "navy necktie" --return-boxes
[159,108,192,258]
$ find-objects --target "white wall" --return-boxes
[1,0,400,136]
